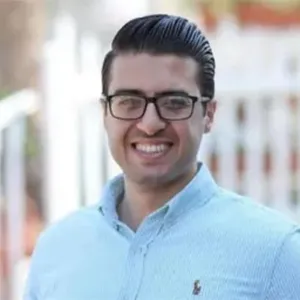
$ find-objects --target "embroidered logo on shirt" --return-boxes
[193,280,201,295]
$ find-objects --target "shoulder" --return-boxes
[24,206,108,298]
[264,225,300,298]
[32,206,105,261]
[210,188,300,287]
[42,205,102,236]
[218,188,297,226]
[212,188,299,245]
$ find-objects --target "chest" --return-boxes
[133,241,263,300]
[39,232,266,300]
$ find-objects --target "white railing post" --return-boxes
[77,36,107,206]
[42,14,81,223]
[79,102,105,206]
[268,93,293,216]
[4,117,26,300]
[0,90,37,300]
[295,90,300,219]
[214,95,239,190]
[0,131,4,300]
[243,93,267,203]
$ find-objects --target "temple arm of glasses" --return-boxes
[201,97,212,103]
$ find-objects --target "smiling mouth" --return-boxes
[132,143,173,157]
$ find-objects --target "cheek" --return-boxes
[172,123,192,147]
[174,119,204,149]
[105,119,128,152]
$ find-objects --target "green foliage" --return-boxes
[25,117,40,159]
[0,89,12,101]
[177,0,200,13]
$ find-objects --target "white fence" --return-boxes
[201,87,300,220]
[0,91,38,300]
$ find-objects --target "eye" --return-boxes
[114,95,144,108]
[160,96,192,109]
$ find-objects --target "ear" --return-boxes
[204,100,217,134]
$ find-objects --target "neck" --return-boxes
[118,164,198,231]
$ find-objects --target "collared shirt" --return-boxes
[24,164,300,300]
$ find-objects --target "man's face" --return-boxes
[104,53,216,186]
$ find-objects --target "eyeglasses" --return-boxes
[103,93,209,121]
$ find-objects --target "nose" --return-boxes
[136,103,166,135]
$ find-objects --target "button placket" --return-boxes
[117,206,168,300]
[116,243,146,300]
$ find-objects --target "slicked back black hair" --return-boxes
[102,14,215,100]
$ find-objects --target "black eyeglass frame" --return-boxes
[102,94,211,121]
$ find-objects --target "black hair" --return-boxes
[101,14,215,100]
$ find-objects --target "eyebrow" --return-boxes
[111,89,191,97]
[112,89,145,96]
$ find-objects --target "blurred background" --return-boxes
[0,0,300,299]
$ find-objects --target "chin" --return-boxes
[136,175,169,187]
[129,165,176,187]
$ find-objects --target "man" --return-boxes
[24,14,300,299]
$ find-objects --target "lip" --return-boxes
[130,142,173,161]
[130,139,173,146]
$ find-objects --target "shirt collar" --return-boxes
[162,163,219,224]
[98,163,219,226]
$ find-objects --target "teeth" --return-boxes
[136,144,169,153]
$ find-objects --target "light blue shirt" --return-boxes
[24,164,300,300]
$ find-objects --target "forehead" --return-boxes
[108,53,199,95]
